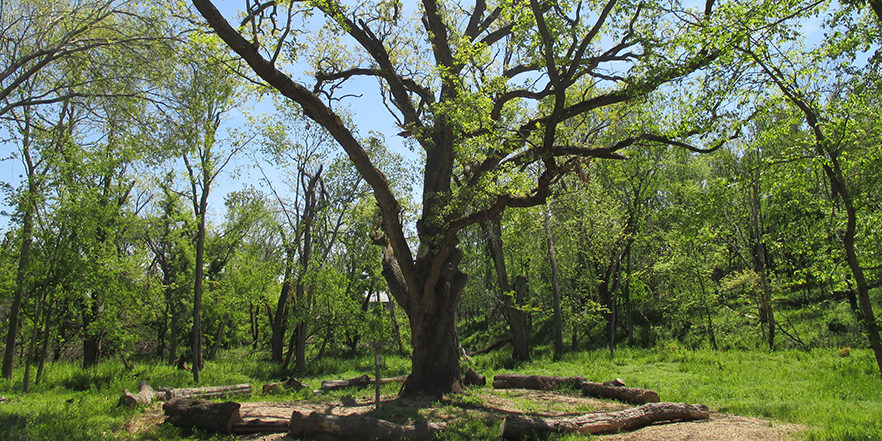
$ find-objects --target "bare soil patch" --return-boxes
[127,388,806,441]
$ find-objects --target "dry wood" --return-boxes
[499,402,710,439]
[581,381,659,404]
[288,410,446,440]
[319,374,371,392]
[262,377,307,394]
[492,374,587,391]
[464,367,485,386]
[118,381,158,407]
[378,374,409,384]
[163,399,242,434]
[160,383,252,400]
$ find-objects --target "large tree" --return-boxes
[192,0,771,396]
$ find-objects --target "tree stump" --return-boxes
[492,374,587,391]
[288,410,446,440]
[163,399,242,433]
[499,402,710,439]
[581,381,659,404]
[262,377,307,394]
[464,367,485,386]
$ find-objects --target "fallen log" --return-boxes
[118,381,158,407]
[319,374,371,392]
[581,381,659,404]
[379,375,409,384]
[262,377,307,394]
[288,410,447,440]
[464,367,486,386]
[499,402,710,439]
[492,374,587,391]
[160,383,252,400]
[231,418,290,434]
[470,337,513,356]
[163,399,242,433]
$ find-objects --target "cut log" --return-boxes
[492,374,587,391]
[262,377,307,394]
[379,375,409,384]
[319,374,371,392]
[288,410,447,440]
[118,380,158,407]
[160,383,252,400]
[581,381,659,404]
[464,367,485,386]
[499,402,710,439]
[163,399,242,433]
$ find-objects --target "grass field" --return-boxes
[0,346,880,440]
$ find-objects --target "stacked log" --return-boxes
[288,410,446,440]
[499,402,710,439]
[580,381,659,404]
[492,374,587,391]
[159,383,252,400]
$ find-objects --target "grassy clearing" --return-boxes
[0,346,880,440]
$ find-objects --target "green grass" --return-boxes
[1,346,880,440]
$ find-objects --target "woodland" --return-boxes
[1,0,881,440]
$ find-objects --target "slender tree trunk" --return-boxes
[696,273,717,350]
[169,297,179,365]
[623,249,634,343]
[82,293,102,368]
[192,193,208,383]
[208,316,227,360]
[271,247,294,363]
[23,287,46,392]
[544,210,563,360]
[481,218,529,361]
[36,301,53,384]
[388,295,404,353]
[2,200,34,379]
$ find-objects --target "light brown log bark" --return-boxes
[288,411,446,440]
[163,399,242,433]
[118,381,158,407]
[499,402,710,439]
[581,381,659,404]
[492,374,587,391]
[159,383,252,400]
[319,374,371,392]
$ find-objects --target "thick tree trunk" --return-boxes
[492,374,587,391]
[397,263,466,398]
[288,411,446,441]
[581,381,660,404]
[499,402,710,439]
[544,210,563,360]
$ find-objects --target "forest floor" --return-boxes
[125,388,805,440]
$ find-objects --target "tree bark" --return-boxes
[492,374,587,391]
[581,381,660,404]
[270,247,294,363]
[2,195,34,379]
[499,402,710,439]
[162,383,252,400]
[288,411,446,441]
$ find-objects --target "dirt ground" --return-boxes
[128,388,806,441]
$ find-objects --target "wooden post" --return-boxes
[373,342,382,408]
